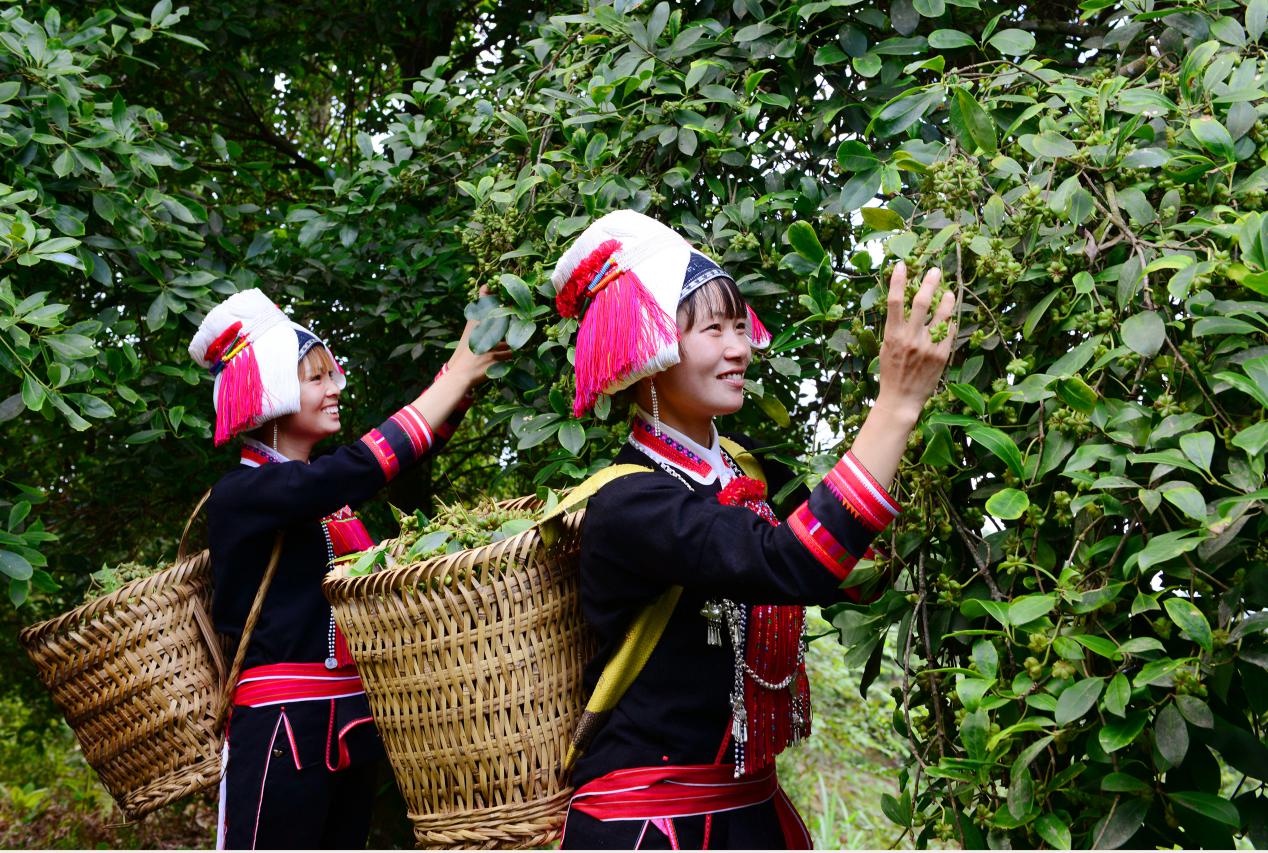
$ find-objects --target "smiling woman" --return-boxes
[551,210,956,850]
[186,288,509,850]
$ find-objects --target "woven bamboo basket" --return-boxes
[322,496,596,849]
[18,549,228,821]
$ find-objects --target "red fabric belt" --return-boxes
[568,763,811,849]
[232,662,365,707]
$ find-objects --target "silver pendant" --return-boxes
[700,601,724,646]
[324,655,339,670]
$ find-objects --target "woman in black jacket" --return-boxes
[549,211,955,849]
[188,287,507,849]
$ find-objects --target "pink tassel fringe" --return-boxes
[747,305,772,348]
[213,344,265,446]
[573,268,679,416]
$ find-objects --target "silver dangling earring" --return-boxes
[650,381,661,438]
[271,420,279,451]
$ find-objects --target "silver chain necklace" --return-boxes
[626,434,808,775]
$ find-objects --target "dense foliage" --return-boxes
[2,0,1266,848]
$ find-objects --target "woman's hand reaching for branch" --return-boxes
[847,261,957,491]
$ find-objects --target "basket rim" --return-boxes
[322,498,583,601]
[19,549,211,649]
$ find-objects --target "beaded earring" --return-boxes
[271,420,279,451]
[650,381,661,438]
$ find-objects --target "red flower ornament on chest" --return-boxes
[717,476,779,527]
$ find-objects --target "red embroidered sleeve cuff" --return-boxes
[821,452,901,533]
[359,404,436,481]
[786,452,901,595]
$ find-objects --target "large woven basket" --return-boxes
[18,550,228,820]
[322,496,596,849]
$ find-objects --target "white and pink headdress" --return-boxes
[188,288,345,445]
[551,210,771,416]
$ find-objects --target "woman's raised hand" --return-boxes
[876,261,956,420]
[846,261,957,491]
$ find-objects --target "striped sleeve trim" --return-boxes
[787,503,861,585]
[359,429,400,480]
[821,452,901,533]
[389,405,434,457]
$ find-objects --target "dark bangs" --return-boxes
[678,276,746,331]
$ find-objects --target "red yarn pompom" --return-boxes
[717,476,767,507]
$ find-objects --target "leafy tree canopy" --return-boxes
[2,0,1266,847]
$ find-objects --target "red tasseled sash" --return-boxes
[716,476,812,776]
[322,506,374,668]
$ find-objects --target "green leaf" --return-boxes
[1055,676,1104,725]
[1164,597,1213,653]
[753,391,791,428]
[852,52,882,77]
[1136,530,1205,571]
[985,487,1029,520]
[1055,375,1099,413]
[498,273,534,312]
[1176,695,1214,728]
[1035,814,1070,849]
[1008,594,1055,626]
[929,28,975,48]
[952,88,998,155]
[960,708,989,759]
[1190,117,1237,163]
[1155,702,1189,765]
[1091,797,1148,849]
[1073,634,1121,659]
[948,382,985,415]
[965,424,1024,478]
[972,638,999,680]
[1121,311,1166,356]
[1249,0,1268,41]
[1231,421,1268,458]
[913,0,945,14]
[861,207,905,232]
[558,421,585,454]
[469,313,509,355]
[1169,792,1240,827]
[813,43,848,65]
[20,375,44,412]
[1102,772,1152,794]
[1161,485,1207,522]
[0,550,33,581]
[786,221,827,264]
[1099,711,1148,753]
[835,140,878,172]
[1028,130,1077,159]
[988,28,1035,55]
[1023,289,1062,340]
[1179,431,1214,472]
[1103,673,1130,716]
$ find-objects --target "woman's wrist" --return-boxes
[438,359,480,398]
[870,391,923,431]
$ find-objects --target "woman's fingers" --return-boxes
[907,267,942,328]
[886,261,908,338]
[930,288,956,328]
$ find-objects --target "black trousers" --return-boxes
[220,703,383,850]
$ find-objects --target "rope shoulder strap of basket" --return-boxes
[182,488,288,736]
[544,438,766,772]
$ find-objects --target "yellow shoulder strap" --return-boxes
[539,463,652,526]
[719,436,766,485]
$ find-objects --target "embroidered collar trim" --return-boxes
[628,409,732,485]
[240,436,289,467]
